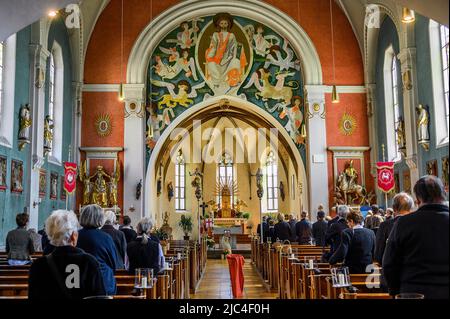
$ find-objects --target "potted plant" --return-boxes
[242,212,250,219]
[178,214,193,240]
[154,227,170,254]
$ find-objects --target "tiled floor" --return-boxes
[191,259,278,299]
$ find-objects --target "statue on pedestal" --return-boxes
[18,105,32,150]
[109,162,120,207]
[416,104,430,151]
[91,166,110,207]
[43,115,54,156]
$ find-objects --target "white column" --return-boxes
[305,85,329,218]
[398,47,420,187]
[27,44,50,230]
[123,84,146,225]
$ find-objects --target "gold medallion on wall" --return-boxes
[339,113,357,136]
[94,114,113,137]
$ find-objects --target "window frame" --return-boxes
[265,151,278,212]
[175,153,186,212]
[217,153,234,206]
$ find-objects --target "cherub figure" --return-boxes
[264,38,301,71]
[154,47,198,81]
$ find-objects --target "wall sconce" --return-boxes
[402,8,415,23]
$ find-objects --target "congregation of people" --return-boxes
[4,204,165,299]
[256,175,449,299]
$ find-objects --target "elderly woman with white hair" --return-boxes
[28,210,106,299]
[101,210,127,269]
[127,217,163,274]
[77,204,119,295]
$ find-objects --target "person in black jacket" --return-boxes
[101,210,127,269]
[127,217,162,274]
[120,215,137,244]
[287,214,297,242]
[274,213,292,241]
[29,210,106,300]
[329,210,376,274]
[295,211,313,244]
[323,205,349,261]
[374,192,414,264]
[383,176,449,299]
[312,211,328,246]
[256,216,270,242]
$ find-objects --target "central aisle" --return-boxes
[192,259,278,299]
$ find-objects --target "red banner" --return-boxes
[63,162,77,194]
[376,162,395,193]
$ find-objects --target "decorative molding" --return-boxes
[123,83,146,118]
[323,85,366,94]
[79,147,124,172]
[327,146,371,153]
[328,146,371,187]
[82,84,120,92]
[32,155,45,170]
[405,155,418,170]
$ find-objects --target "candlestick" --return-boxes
[141,277,147,289]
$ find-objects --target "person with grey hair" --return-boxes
[323,205,350,261]
[77,204,118,295]
[101,210,127,269]
[383,176,449,299]
[127,217,162,274]
[374,193,414,264]
[28,210,106,299]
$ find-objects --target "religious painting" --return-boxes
[426,159,437,176]
[0,156,7,191]
[39,169,47,198]
[11,160,24,194]
[442,156,449,193]
[50,172,58,200]
[403,170,411,194]
[147,13,305,165]
[60,175,66,200]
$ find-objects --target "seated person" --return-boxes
[329,210,376,274]
[101,210,127,269]
[127,218,162,274]
[28,210,106,299]
[6,213,35,265]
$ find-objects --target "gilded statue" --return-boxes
[190,167,203,200]
[43,115,54,156]
[109,162,120,207]
[91,166,110,207]
[18,104,32,150]
[416,104,430,150]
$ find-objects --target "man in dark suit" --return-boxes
[295,211,313,244]
[288,214,297,242]
[383,176,449,299]
[312,211,328,246]
[274,213,292,241]
[374,192,414,264]
[119,215,137,244]
[323,205,349,261]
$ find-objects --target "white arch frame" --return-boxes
[144,95,309,220]
[127,0,322,85]
[124,0,324,220]
[0,33,16,148]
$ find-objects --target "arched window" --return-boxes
[217,153,234,205]
[47,42,64,164]
[0,34,16,147]
[265,151,278,212]
[175,150,186,211]
[430,20,449,146]
[383,46,401,161]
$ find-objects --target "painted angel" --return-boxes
[151,79,205,109]
[264,38,301,71]
[252,24,280,57]
[166,20,202,49]
[155,47,198,81]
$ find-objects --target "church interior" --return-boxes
[0,0,448,301]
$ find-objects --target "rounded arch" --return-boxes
[127,0,322,85]
[144,95,309,220]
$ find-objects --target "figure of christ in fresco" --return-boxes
[205,13,247,95]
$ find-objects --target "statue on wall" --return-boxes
[167,181,174,201]
[91,166,110,207]
[136,179,142,200]
[18,104,32,150]
[442,157,449,192]
[79,161,92,206]
[0,156,6,190]
[335,160,368,206]
[396,116,406,157]
[43,115,54,156]
[190,167,203,200]
[256,168,264,199]
[109,162,120,207]
[416,104,430,151]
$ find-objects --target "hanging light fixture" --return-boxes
[118,0,125,101]
[402,8,415,23]
[330,0,339,103]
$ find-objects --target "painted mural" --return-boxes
[146,13,306,164]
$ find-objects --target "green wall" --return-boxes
[0,17,73,247]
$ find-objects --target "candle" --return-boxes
[338,273,345,286]
[309,259,314,269]
[291,253,295,259]
[141,277,147,288]
[177,253,182,260]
